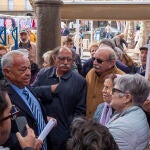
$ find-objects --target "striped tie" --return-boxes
[23,89,47,150]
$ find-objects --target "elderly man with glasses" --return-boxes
[32,46,86,150]
[86,47,124,118]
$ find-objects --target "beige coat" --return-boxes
[86,66,124,118]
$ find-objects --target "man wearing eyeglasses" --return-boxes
[32,46,86,150]
[1,51,50,150]
[86,47,124,118]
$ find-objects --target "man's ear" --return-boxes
[3,68,11,78]
[52,56,56,62]
[109,60,115,67]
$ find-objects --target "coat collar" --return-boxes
[107,106,141,124]
[91,65,122,81]
[48,67,72,80]
[120,106,141,117]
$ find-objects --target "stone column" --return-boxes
[35,0,63,66]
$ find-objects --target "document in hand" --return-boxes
[38,118,56,141]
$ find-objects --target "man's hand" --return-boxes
[33,139,43,150]
[47,116,57,127]
[16,124,43,150]
[142,100,150,113]
[51,84,59,93]
[16,124,37,149]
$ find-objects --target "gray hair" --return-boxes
[1,50,28,69]
[115,74,150,106]
[99,39,115,49]
[17,49,29,58]
[109,53,116,61]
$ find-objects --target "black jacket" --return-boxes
[82,58,93,77]
[32,67,86,150]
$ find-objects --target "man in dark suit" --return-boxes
[1,50,50,150]
[32,46,86,150]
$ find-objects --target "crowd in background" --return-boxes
[0,25,150,150]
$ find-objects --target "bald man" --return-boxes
[32,46,86,150]
[86,47,124,118]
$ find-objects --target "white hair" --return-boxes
[17,49,29,58]
[1,50,28,69]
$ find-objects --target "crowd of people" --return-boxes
[0,28,150,150]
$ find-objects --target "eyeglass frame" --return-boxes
[93,57,111,64]
[112,88,127,94]
[0,105,20,122]
[57,56,73,62]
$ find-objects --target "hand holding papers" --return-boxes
[38,118,56,141]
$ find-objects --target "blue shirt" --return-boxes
[10,83,46,134]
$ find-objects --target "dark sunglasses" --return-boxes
[57,56,73,62]
[68,42,73,45]
[112,88,125,94]
[93,57,109,64]
[0,105,20,122]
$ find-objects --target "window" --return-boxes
[8,0,14,10]
[25,0,32,10]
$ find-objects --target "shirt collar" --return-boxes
[48,67,72,80]
[9,82,25,93]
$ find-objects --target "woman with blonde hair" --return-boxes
[42,50,55,68]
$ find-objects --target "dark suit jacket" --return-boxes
[82,58,93,77]
[32,67,86,150]
[75,54,82,74]
[4,85,48,150]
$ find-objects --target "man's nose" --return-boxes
[64,58,69,64]
[93,59,97,65]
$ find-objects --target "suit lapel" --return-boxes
[8,85,35,121]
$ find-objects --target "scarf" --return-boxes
[100,102,112,125]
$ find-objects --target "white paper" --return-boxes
[38,118,56,141]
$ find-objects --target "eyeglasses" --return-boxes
[93,57,110,64]
[57,56,73,62]
[112,88,125,94]
[0,105,20,122]
[68,42,73,45]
